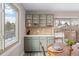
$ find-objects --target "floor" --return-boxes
[24,52,48,56]
[24,43,79,56]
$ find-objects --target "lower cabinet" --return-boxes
[24,37,40,52]
[31,39,40,51]
[24,37,32,52]
[24,36,53,52]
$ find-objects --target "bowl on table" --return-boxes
[52,46,63,51]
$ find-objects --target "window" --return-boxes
[4,3,19,48]
[0,3,19,52]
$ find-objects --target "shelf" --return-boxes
[33,15,39,20]
[40,15,46,20]
[26,14,32,19]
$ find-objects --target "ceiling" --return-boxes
[22,3,79,12]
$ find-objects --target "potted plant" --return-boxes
[66,39,76,56]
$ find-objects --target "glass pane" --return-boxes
[47,15,53,26]
[4,4,17,48]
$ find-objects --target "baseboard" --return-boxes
[20,51,24,56]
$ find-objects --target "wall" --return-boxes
[26,11,79,18]
[1,3,25,56]
[26,27,54,35]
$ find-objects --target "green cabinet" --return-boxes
[24,37,32,51]
[24,36,53,52]
[31,39,40,51]
[31,37,40,51]
[24,37,40,52]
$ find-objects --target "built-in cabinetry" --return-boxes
[25,14,54,27]
[24,37,32,51]
[24,37,39,51]
[24,36,54,52]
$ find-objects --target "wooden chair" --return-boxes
[40,42,46,56]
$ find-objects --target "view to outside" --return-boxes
[4,4,17,48]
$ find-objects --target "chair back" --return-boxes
[40,42,46,56]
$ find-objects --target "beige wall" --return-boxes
[26,11,79,18]
[1,3,25,56]
[26,27,54,35]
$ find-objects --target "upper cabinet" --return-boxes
[33,15,39,27]
[25,14,32,27]
[40,15,47,27]
[25,14,54,27]
[47,15,54,26]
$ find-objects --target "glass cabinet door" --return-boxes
[47,15,53,26]
[40,15,46,27]
[26,14,32,27]
[40,19,46,27]
[33,15,39,26]
[25,19,32,27]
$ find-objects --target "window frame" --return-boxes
[0,3,19,54]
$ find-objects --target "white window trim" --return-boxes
[0,3,19,54]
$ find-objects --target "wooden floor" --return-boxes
[24,52,48,56]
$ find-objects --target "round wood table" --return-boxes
[48,44,66,56]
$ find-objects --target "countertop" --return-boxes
[24,35,54,37]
